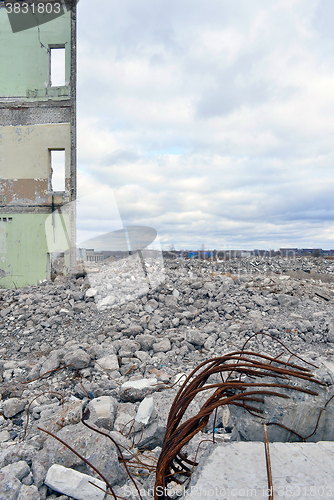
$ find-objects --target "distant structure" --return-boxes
[0,2,77,287]
[163,248,334,259]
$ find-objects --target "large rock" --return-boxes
[45,464,106,500]
[94,355,119,372]
[33,422,125,487]
[152,339,171,353]
[39,353,61,377]
[86,396,118,430]
[135,334,155,351]
[1,461,30,481]
[2,398,27,418]
[184,329,208,347]
[64,349,90,369]
[228,381,334,442]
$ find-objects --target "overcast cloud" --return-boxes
[76,0,334,250]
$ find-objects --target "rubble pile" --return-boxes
[0,255,334,499]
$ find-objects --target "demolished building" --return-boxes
[0,1,77,288]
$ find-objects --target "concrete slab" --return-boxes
[183,442,334,500]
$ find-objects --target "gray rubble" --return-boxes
[0,255,334,498]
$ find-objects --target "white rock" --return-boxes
[98,295,116,308]
[0,430,11,443]
[95,354,119,372]
[121,378,157,391]
[174,373,187,387]
[135,396,154,425]
[86,288,97,298]
[87,396,118,430]
[44,464,106,500]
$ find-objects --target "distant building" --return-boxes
[85,249,103,262]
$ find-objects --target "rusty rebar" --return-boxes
[263,423,273,500]
[154,349,325,500]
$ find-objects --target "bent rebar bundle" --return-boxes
[34,334,329,500]
[154,345,326,500]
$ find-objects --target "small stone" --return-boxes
[184,330,207,347]
[31,461,47,488]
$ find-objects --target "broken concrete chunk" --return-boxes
[0,431,11,443]
[39,353,60,377]
[63,349,90,369]
[1,460,30,481]
[113,402,137,433]
[95,354,119,372]
[45,464,106,500]
[0,470,22,500]
[34,422,123,487]
[135,396,154,425]
[135,334,155,351]
[184,329,207,347]
[86,396,118,430]
[122,323,143,336]
[17,484,40,500]
[152,338,171,353]
[98,295,116,308]
[2,398,27,418]
[121,378,159,402]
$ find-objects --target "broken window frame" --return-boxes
[48,44,66,87]
[49,149,66,193]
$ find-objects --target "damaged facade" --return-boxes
[0,1,76,288]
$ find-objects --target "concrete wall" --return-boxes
[0,214,49,288]
[0,2,76,288]
[0,210,71,288]
[0,7,71,99]
[0,123,71,204]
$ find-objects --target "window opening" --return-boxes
[50,47,66,87]
[50,150,66,192]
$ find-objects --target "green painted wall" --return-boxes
[0,212,70,288]
[0,7,71,98]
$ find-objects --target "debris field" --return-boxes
[0,255,334,499]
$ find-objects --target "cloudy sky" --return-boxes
[76,0,334,250]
